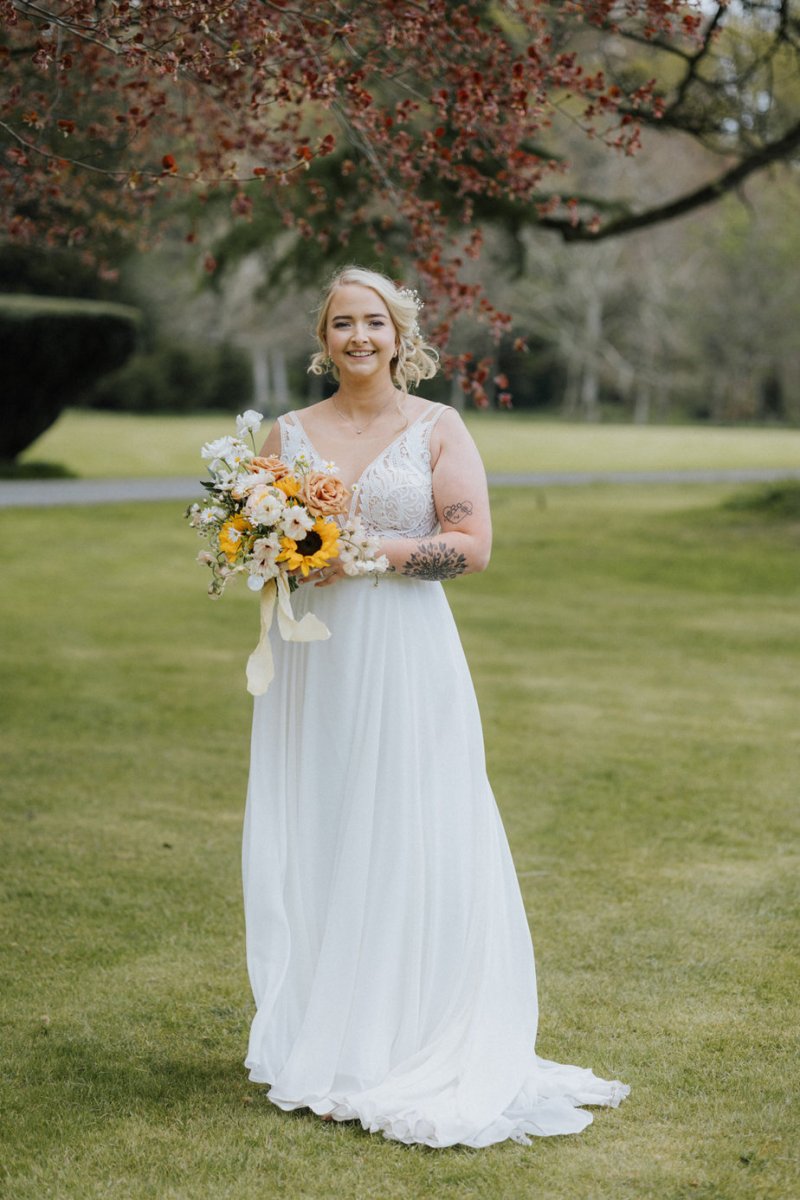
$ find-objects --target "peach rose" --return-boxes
[299,471,350,517]
[248,454,290,480]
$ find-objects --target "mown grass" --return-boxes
[1,484,798,1199]
[20,407,800,478]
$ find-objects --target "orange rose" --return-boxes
[299,471,350,517]
[248,454,290,480]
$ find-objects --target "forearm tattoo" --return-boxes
[402,541,468,581]
[442,500,473,525]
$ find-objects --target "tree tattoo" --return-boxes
[442,500,473,525]
[402,541,468,581]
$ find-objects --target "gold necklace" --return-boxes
[331,394,398,436]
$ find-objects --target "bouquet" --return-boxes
[186,410,389,695]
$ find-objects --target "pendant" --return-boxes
[355,429,363,435]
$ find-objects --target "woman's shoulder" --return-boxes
[424,402,472,466]
[411,397,461,425]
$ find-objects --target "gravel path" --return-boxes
[2,467,800,510]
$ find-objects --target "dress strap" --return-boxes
[419,402,451,450]
[278,411,307,464]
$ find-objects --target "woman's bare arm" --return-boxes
[378,409,492,579]
[257,421,281,457]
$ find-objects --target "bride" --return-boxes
[241,266,629,1147]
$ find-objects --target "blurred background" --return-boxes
[2,0,800,480]
[2,5,799,1198]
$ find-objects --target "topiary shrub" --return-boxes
[0,294,140,462]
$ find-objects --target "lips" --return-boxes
[347,350,374,357]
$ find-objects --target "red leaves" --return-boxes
[0,0,681,325]
[230,191,252,219]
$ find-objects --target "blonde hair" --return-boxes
[308,266,439,392]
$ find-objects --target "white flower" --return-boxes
[249,534,282,580]
[211,470,237,493]
[199,505,225,526]
[244,485,283,528]
[236,409,264,438]
[201,435,241,465]
[338,518,390,579]
[227,444,254,469]
[292,452,310,473]
[281,505,315,539]
[231,469,275,499]
[196,550,215,566]
[323,460,338,474]
[247,575,266,591]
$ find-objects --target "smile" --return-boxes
[347,350,375,357]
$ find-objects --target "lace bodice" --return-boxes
[279,404,448,539]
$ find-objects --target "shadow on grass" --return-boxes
[0,459,77,479]
[723,481,800,518]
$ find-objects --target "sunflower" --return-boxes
[218,513,253,563]
[274,473,301,499]
[276,516,340,577]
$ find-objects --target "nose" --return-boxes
[349,321,370,343]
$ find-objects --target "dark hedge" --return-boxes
[1,294,140,460]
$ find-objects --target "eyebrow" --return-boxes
[330,312,387,320]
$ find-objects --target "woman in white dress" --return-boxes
[242,266,629,1147]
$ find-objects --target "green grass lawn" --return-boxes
[20,407,800,478]
[1,484,798,1199]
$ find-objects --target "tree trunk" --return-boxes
[450,373,466,414]
[633,383,651,425]
[252,347,270,415]
[272,348,289,414]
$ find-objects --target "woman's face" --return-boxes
[325,284,397,385]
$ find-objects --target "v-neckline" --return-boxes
[291,406,435,494]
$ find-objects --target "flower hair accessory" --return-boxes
[399,286,424,337]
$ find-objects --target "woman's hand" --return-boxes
[300,558,347,588]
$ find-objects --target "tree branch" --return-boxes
[537,117,800,241]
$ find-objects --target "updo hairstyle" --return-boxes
[308,266,439,393]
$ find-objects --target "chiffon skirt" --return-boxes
[242,575,629,1147]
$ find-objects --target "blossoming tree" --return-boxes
[2,0,798,397]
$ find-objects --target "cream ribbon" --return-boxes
[246,574,330,696]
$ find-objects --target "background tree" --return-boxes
[3,2,799,346]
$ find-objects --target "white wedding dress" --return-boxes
[242,403,629,1147]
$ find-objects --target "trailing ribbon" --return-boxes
[246,574,330,696]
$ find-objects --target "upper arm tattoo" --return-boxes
[402,541,467,581]
[442,500,473,525]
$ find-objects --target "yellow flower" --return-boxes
[274,474,301,499]
[218,513,252,562]
[276,516,340,577]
